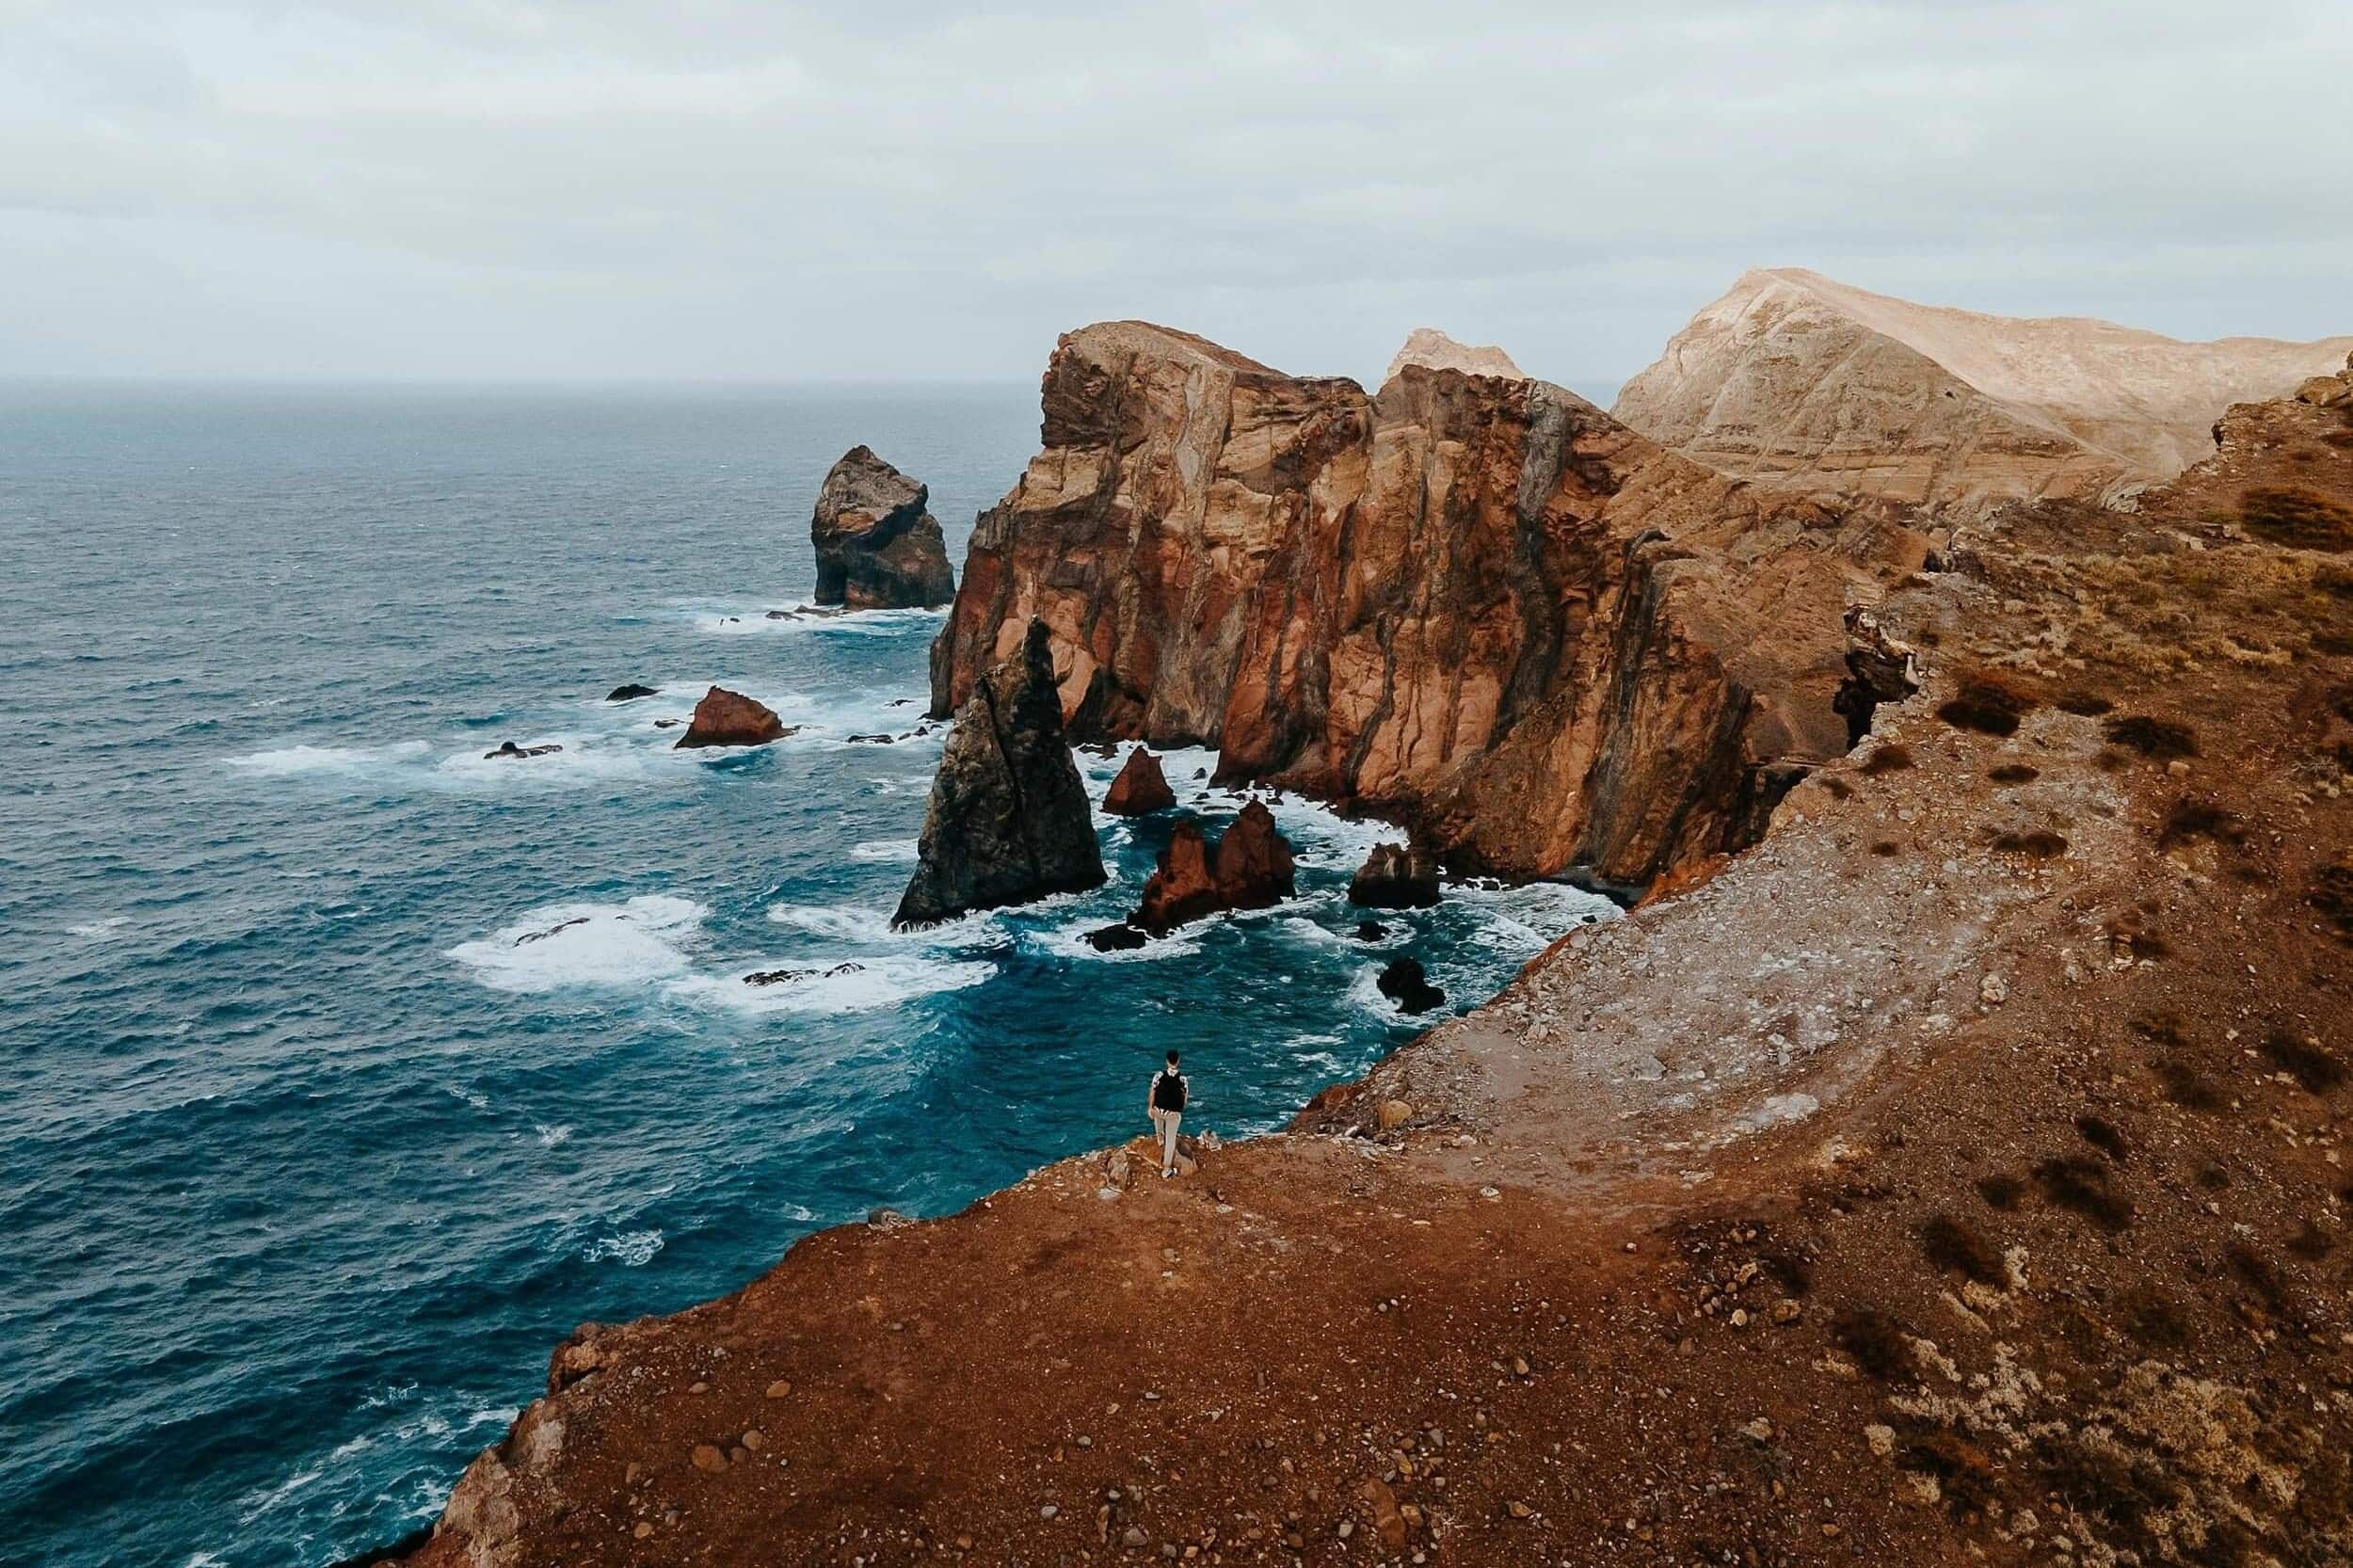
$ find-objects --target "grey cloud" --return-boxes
[1,0,2346,385]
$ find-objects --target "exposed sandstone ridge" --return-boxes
[1383,327,1524,384]
[1612,266,2353,518]
[892,618,1103,927]
[810,444,955,609]
[932,320,1928,885]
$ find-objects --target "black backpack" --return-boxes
[1152,1069,1187,1112]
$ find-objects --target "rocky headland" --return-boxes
[892,618,1104,927]
[388,345,2353,1568]
[931,320,1929,888]
[1613,267,2353,520]
[811,445,956,610]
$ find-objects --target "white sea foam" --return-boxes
[1447,880,1617,952]
[69,915,131,939]
[535,1124,571,1148]
[670,954,992,1015]
[850,838,920,862]
[227,740,432,776]
[584,1229,664,1266]
[689,603,948,638]
[447,896,706,993]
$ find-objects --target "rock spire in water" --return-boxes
[893,618,1104,927]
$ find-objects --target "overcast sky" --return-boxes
[4,0,2348,388]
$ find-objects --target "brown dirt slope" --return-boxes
[400,368,2353,1568]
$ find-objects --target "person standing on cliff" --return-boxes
[1147,1050,1189,1179]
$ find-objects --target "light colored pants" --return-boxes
[1150,1108,1181,1172]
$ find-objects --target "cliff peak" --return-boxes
[1382,328,1525,384]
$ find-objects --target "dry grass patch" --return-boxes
[1937,670,2043,737]
[2242,485,2353,551]
[2032,1154,2134,1231]
[1916,1213,2006,1288]
[1987,762,2040,785]
[1857,744,1912,776]
[2105,714,2199,760]
[1992,828,2068,858]
[2261,1030,2345,1094]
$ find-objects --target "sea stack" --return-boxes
[810,445,955,610]
[1348,842,1441,908]
[893,619,1105,927]
[1132,802,1295,934]
[1101,748,1176,815]
[673,686,788,749]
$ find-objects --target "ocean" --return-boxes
[0,383,1614,1567]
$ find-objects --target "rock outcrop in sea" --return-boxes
[930,320,1929,887]
[810,445,955,610]
[672,686,788,749]
[1611,267,2353,518]
[1101,748,1176,815]
[1348,842,1440,908]
[1131,802,1295,934]
[893,618,1104,927]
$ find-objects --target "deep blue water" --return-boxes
[0,384,1611,1567]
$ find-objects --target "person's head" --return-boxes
[1165,1050,1180,1070]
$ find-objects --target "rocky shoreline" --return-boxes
[379,343,2353,1568]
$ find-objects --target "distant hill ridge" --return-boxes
[1612,265,2353,516]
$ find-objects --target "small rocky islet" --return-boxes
[392,309,2353,1568]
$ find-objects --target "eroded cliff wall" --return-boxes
[932,321,1926,885]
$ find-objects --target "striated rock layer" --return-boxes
[892,619,1103,926]
[931,321,1928,885]
[1613,266,2353,518]
[810,445,955,609]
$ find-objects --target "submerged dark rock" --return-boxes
[1083,921,1149,952]
[1354,920,1389,942]
[893,619,1105,927]
[1349,842,1441,908]
[604,683,659,703]
[485,741,563,760]
[1377,957,1445,1014]
[812,445,955,610]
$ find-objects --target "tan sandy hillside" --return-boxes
[1613,267,2353,518]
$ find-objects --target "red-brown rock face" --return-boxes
[673,685,787,749]
[1132,802,1296,934]
[932,322,1927,884]
[1101,748,1176,815]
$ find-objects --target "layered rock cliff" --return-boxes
[931,322,1926,886]
[1613,266,2353,517]
[810,445,955,609]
